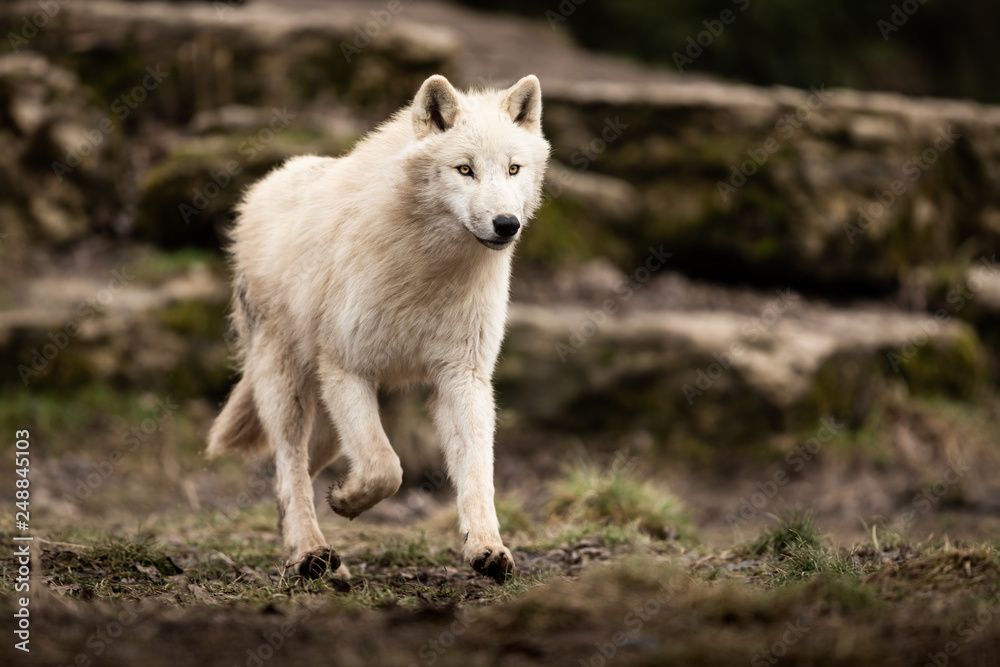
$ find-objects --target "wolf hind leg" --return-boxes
[308,408,341,479]
[248,342,339,578]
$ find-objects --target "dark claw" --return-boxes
[298,548,341,579]
[471,550,490,572]
[471,549,513,584]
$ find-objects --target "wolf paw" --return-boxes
[326,469,401,520]
[326,480,368,520]
[325,480,356,519]
[468,544,515,583]
[297,548,341,579]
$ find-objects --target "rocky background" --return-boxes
[5,0,1000,478]
[2,2,1000,663]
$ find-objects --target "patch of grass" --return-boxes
[861,518,908,551]
[88,532,180,574]
[749,509,821,557]
[495,495,534,535]
[0,386,125,445]
[547,455,692,540]
[351,534,450,569]
[764,544,875,587]
[866,546,1000,598]
[41,531,183,600]
[0,386,189,456]
[745,511,880,587]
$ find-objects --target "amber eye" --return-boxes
[509,164,520,175]
[457,165,473,176]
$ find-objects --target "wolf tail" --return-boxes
[207,376,268,459]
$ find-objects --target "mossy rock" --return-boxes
[539,89,1000,293]
[0,53,124,252]
[497,303,990,456]
[885,325,985,400]
[0,1,459,124]
[3,266,233,400]
[519,195,631,269]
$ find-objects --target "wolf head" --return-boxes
[405,75,551,251]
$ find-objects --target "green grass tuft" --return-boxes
[746,511,880,587]
[750,509,821,556]
[547,455,691,540]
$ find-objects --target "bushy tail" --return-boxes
[207,376,268,459]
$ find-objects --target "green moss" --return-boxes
[518,195,630,268]
[156,299,233,398]
[638,174,797,280]
[68,35,152,111]
[286,33,355,103]
[801,354,878,429]
[889,327,984,400]
[159,299,226,339]
[136,134,343,251]
[692,133,761,166]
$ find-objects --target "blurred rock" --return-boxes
[0,0,459,123]
[0,53,123,248]
[921,259,1000,360]
[497,299,985,451]
[2,0,997,471]
[0,259,232,398]
[1,251,986,456]
[6,0,998,298]
[530,78,1000,292]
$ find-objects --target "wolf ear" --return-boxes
[501,75,542,134]
[412,75,461,139]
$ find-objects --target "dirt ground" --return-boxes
[3,254,1000,667]
[3,384,1000,666]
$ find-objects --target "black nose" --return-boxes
[493,215,520,238]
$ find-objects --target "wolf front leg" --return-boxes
[318,353,404,519]
[433,373,513,582]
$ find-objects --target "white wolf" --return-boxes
[207,74,550,582]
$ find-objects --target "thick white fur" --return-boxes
[207,75,550,580]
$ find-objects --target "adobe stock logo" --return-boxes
[6,0,70,52]
[555,246,672,362]
[878,0,928,40]
[178,107,298,224]
[716,86,833,202]
[339,0,414,62]
[843,125,960,244]
[671,0,751,73]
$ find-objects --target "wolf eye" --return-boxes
[457,165,473,176]
[509,164,520,175]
